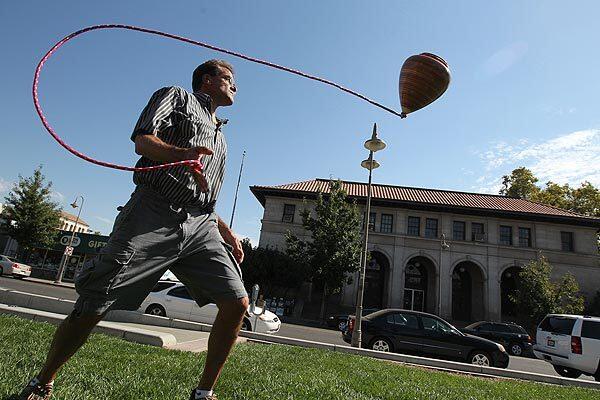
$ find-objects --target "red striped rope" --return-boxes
[33,24,402,172]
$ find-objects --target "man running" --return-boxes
[20,59,248,400]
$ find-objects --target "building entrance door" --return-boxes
[403,289,425,311]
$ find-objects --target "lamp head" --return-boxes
[361,157,380,170]
[70,201,78,209]
[364,123,386,152]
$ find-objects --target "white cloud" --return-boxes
[473,129,600,193]
[541,105,577,116]
[95,216,113,225]
[0,177,13,196]
[482,41,528,77]
[50,191,65,203]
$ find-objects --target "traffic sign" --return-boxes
[64,246,74,256]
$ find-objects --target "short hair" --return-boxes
[192,59,234,92]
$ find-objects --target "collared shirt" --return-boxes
[130,86,228,206]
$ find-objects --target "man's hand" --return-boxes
[217,216,244,264]
[183,146,213,193]
[134,136,213,193]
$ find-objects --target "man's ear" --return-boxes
[203,74,211,85]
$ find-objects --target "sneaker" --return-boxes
[18,378,53,400]
[188,389,217,400]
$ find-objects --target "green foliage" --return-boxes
[511,255,585,331]
[286,180,363,319]
[1,166,61,254]
[500,167,600,218]
[2,314,599,399]
[570,181,600,217]
[554,273,585,314]
[533,181,572,210]
[500,167,539,199]
[239,238,307,296]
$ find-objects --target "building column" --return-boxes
[487,256,502,321]
[389,239,406,307]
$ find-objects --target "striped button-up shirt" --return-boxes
[130,86,228,206]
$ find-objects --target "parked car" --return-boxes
[327,308,379,331]
[343,309,509,368]
[138,282,281,334]
[0,255,32,278]
[533,314,600,381]
[461,321,533,357]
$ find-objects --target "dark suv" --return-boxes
[343,309,509,368]
[461,321,533,357]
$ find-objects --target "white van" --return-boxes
[533,314,600,380]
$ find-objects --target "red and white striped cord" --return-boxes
[33,24,402,172]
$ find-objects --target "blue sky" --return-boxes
[1,1,599,244]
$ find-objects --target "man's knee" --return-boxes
[66,310,105,327]
[217,296,249,318]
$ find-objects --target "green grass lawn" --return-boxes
[1,314,598,400]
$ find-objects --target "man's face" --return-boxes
[204,66,236,107]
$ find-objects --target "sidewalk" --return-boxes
[24,276,75,289]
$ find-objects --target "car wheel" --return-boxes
[370,337,393,352]
[509,342,523,356]
[553,365,582,379]
[145,304,166,317]
[241,318,252,331]
[470,351,491,367]
[338,320,347,332]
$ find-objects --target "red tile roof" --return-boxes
[250,178,600,227]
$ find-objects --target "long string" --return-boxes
[33,24,402,172]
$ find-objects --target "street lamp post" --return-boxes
[438,233,450,316]
[351,123,386,348]
[229,150,246,229]
[55,195,84,283]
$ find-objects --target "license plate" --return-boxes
[547,339,555,347]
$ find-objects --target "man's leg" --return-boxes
[37,312,105,384]
[198,296,249,390]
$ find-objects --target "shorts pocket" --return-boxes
[106,250,136,292]
[76,248,135,295]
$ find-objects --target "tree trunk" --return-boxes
[319,283,328,321]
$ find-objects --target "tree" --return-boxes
[239,238,307,297]
[500,168,600,218]
[571,181,600,217]
[510,255,585,332]
[499,167,539,199]
[533,181,572,210]
[285,180,363,320]
[2,166,62,258]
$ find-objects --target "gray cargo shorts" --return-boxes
[73,185,248,316]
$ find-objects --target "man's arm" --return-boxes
[217,215,244,264]
[134,135,212,193]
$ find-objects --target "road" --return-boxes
[0,276,595,381]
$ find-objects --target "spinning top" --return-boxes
[399,53,451,117]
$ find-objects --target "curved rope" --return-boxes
[33,24,402,172]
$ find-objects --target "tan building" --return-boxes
[59,211,90,233]
[250,179,600,323]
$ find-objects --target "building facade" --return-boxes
[251,179,600,323]
[59,211,91,233]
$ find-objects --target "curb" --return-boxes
[0,304,176,347]
[2,287,598,390]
